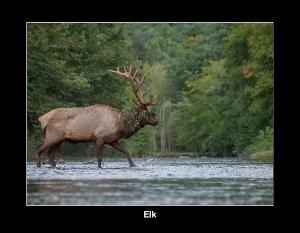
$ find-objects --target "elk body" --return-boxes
[35,66,158,168]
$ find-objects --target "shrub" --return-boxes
[245,126,273,153]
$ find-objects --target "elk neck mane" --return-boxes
[120,106,145,138]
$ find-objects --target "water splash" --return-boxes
[27,157,273,205]
[27,157,273,180]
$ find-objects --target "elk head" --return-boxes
[108,65,159,127]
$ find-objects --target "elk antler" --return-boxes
[108,65,158,107]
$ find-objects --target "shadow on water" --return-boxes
[27,157,273,205]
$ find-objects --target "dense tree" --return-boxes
[27,23,138,157]
[27,23,273,159]
[170,24,273,155]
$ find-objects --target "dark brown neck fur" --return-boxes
[121,107,144,138]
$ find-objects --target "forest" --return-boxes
[27,23,273,160]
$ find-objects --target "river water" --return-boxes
[27,157,273,205]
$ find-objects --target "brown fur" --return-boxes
[38,108,64,130]
[36,66,159,168]
[35,104,158,168]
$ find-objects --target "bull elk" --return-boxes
[35,65,159,168]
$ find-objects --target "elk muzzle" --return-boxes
[146,119,159,126]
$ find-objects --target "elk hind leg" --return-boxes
[110,141,135,167]
[35,143,44,168]
[47,142,62,168]
[35,139,62,168]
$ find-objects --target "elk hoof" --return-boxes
[36,162,41,168]
[98,163,102,168]
[50,161,57,168]
[130,163,136,167]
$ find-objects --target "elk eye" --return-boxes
[151,112,156,117]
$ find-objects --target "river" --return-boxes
[27,157,273,205]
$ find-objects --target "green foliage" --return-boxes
[27,23,139,157]
[245,127,273,153]
[27,23,273,159]
[160,23,273,156]
[123,126,156,156]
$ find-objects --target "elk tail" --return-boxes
[38,114,48,130]
[42,127,47,139]
[38,109,60,130]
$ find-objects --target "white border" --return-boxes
[26,22,274,207]
[27,22,273,24]
[26,22,28,206]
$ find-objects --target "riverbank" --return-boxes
[247,150,273,161]
[27,150,273,162]
[157,152,197,157]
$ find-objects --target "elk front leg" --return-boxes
[110,141,135,167]
[95,140,104,168]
